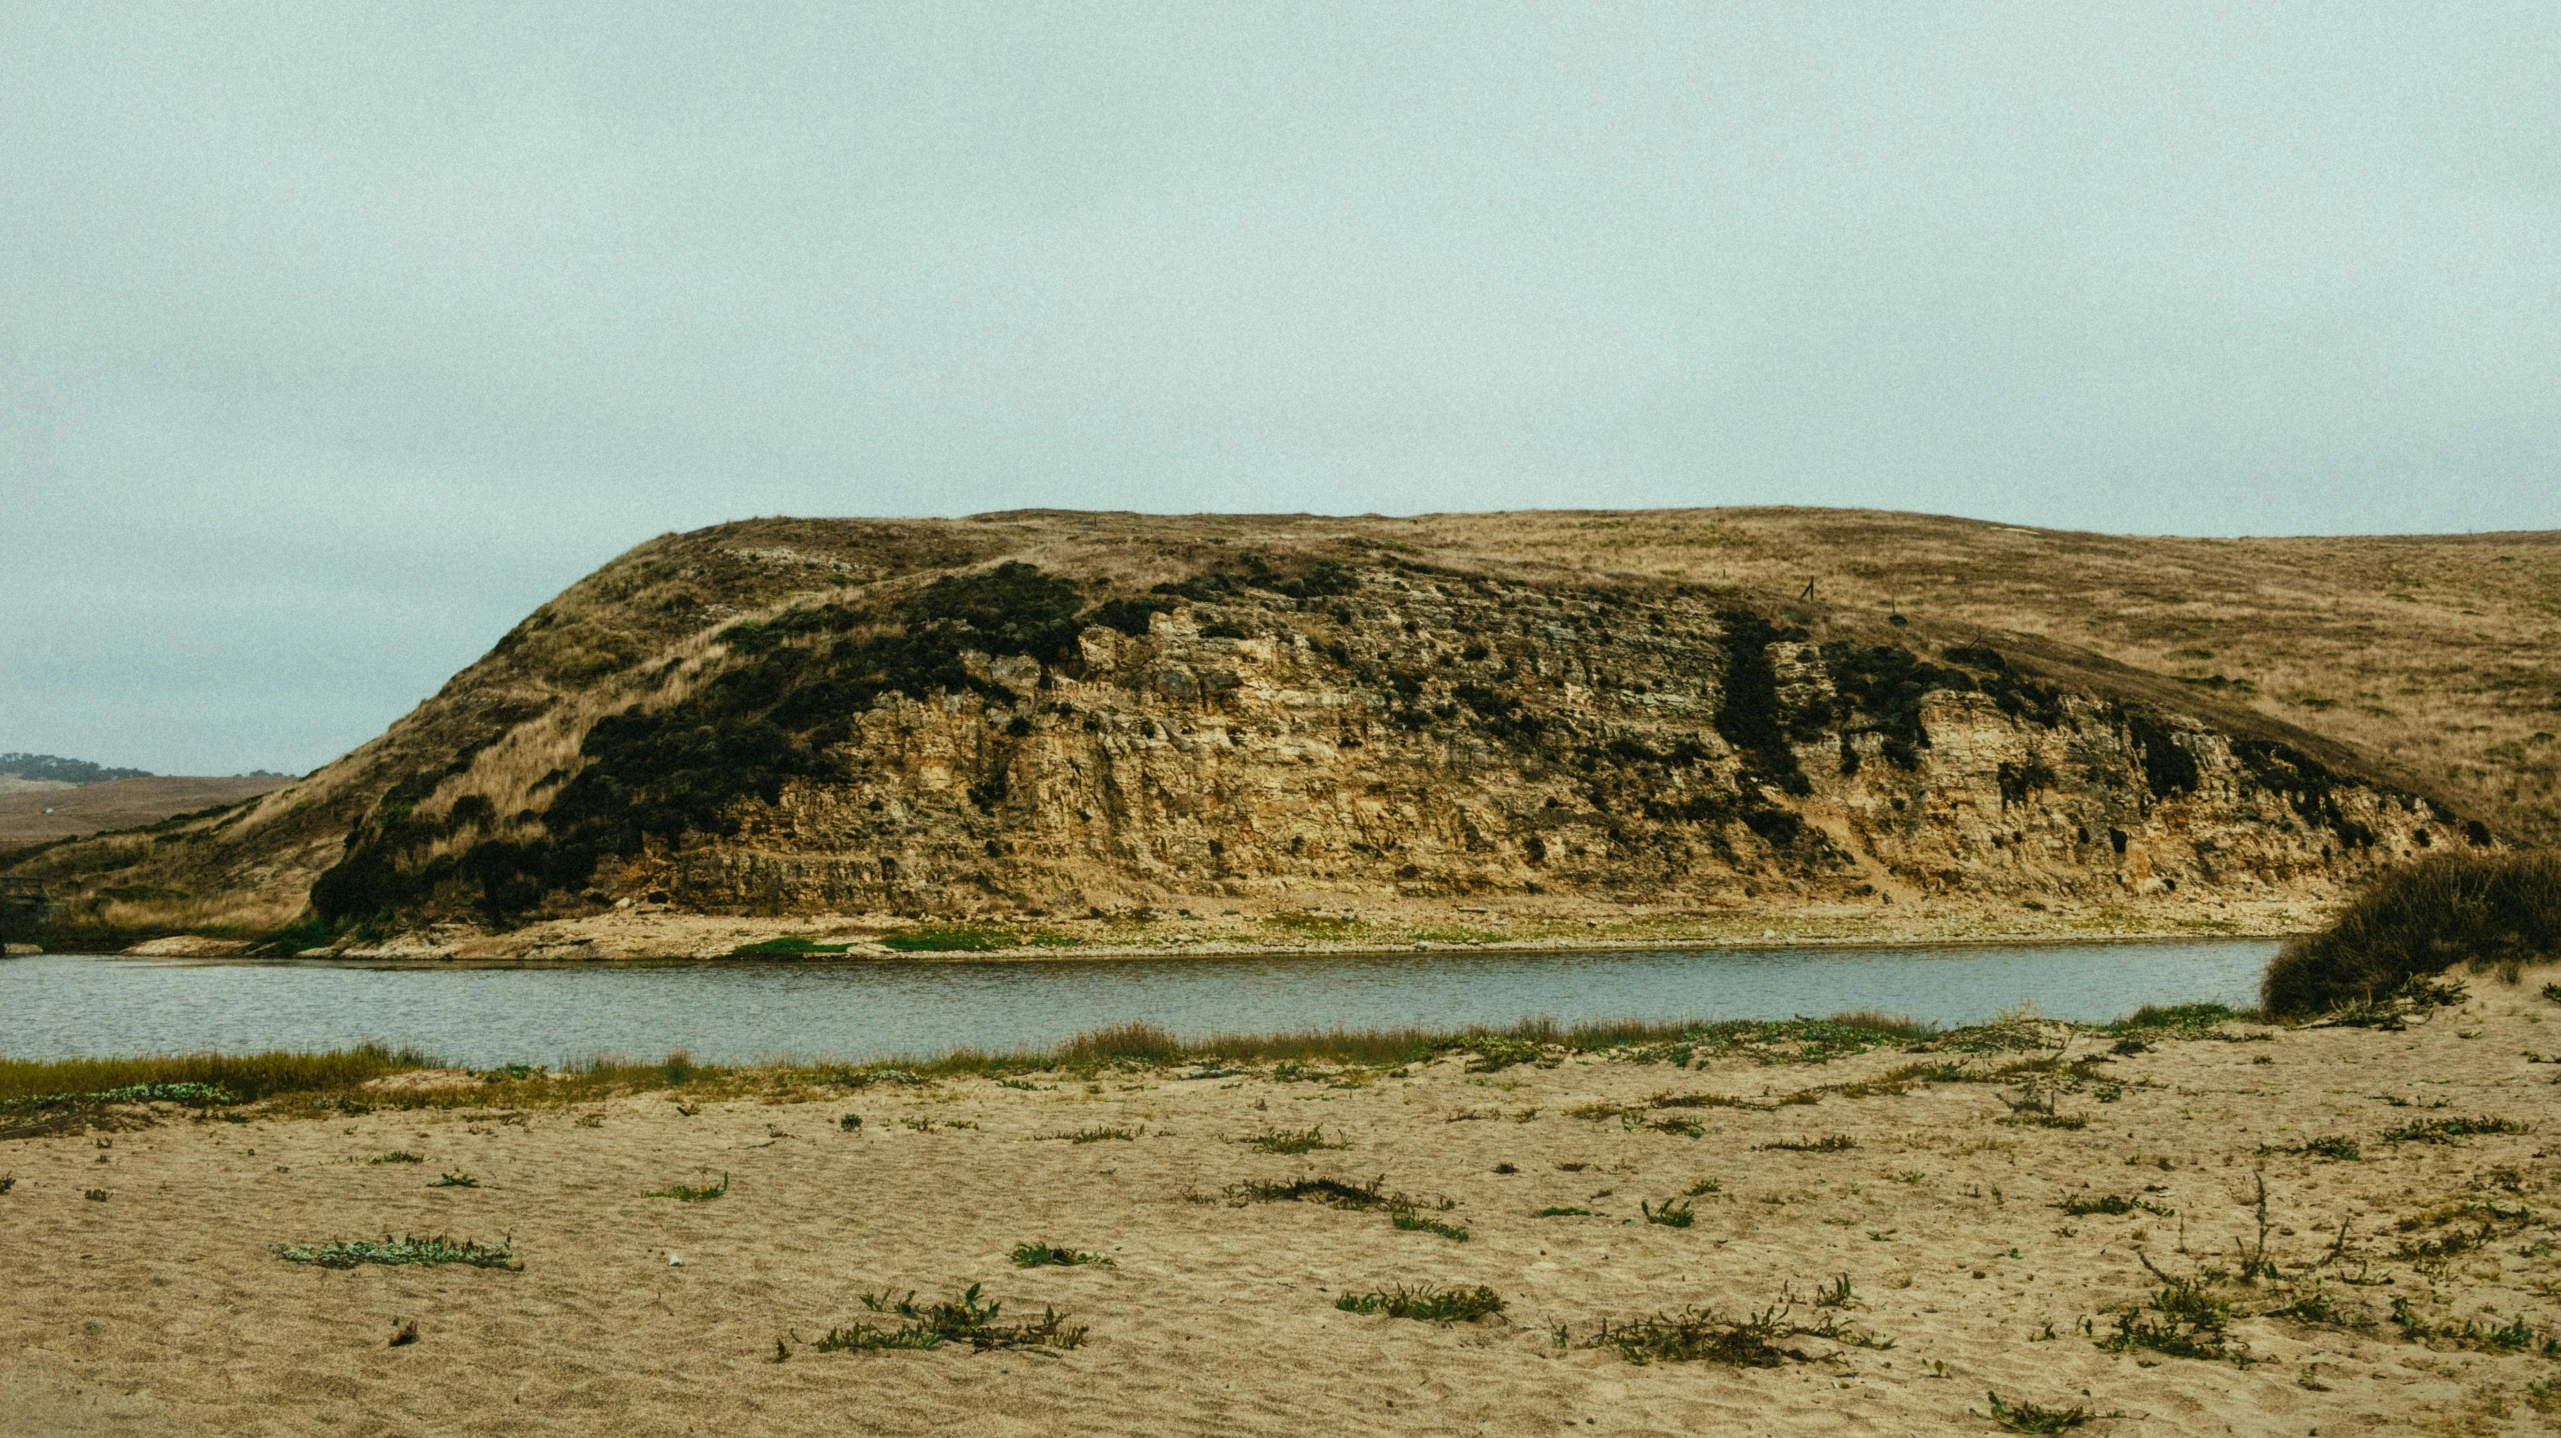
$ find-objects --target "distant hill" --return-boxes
[0,753,153,786]
[0,776,294,848]
[4,508,2550,954]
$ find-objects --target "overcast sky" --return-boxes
[5,3,2556,776]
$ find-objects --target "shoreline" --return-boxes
[46,927,2292,970]
[55,916,2306,968]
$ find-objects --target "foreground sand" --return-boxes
[6,979,2559,1436]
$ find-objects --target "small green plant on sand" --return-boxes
[280,1235,520,1271]
[2095,1280,2241,1365]
[1227,1174,1391,1208]
[1576,1300,1846,1367]
[1641,1198,1694,1228]
[2381,1116,2528,1145]
[1758,1135,1857,1153]
[2052,1192,2172,1217]
[1010,1242,1113,1268]
[1537,1206,1591,1218]
[429,1172,478,1188]
[1247,1124,1346,1154]
[1335,1284,1504,1324]
[371,1151,423,1164]
[646,1171,729,1202]
[813,1284,1085,1352]
[1983,1392,2094,1433]
[1390,1202,1470,1242]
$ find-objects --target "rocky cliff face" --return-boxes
[310,553,2473,934]
[8,512,2502,951]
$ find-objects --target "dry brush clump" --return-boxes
[2262,851,2561,1017]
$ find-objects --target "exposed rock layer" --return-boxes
[5,509,2527,949]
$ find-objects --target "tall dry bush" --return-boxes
[2261,850,2561,1017]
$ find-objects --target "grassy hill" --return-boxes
[4,508,2549,953]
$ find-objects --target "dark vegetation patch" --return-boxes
[645,1171,729,1201]
[2390,1300,2561,1357]
[314,565,1100,929]
[1335,1284,1504,1324]
[1641,1198,1695,1227]
[1942,646,2067,728]
[2052,1192,2173,1217]
[1575,1300,1856,1367]
[2380,1116,2528,1146]
[2233,740,2381,850]
[1010,1242,1112,1268]
[729,937,855,956]
[2258,1135,2360,1161]
[1824,640,1970,770]
[279,1235,520,1271]
[1227,1174,1394,1208]
[2095,1280,2242,1365]
[1389,1204,1470,1241]
[1982,1393,2098,1434]
[2261,851,2561,1017]
[0,753,152,785]
[1246,1124,1345,1154]
[815,1285,1085,1352]
[1712,611,1816,795]
[2120,709,2200,799]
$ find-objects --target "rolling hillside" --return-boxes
[7,509,2551,956]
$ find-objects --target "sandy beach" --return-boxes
[5,973,2557,1437]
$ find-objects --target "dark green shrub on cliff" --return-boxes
[1713,611,1817,795]
[2261,851,2559,1017]
[315,565,1097,929]
[1823,640,1972,769]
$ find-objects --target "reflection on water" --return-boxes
[0,940,2274,1068]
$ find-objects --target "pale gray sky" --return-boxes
[5,3,2556,774]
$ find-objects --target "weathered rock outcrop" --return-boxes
[7,511,2508,951]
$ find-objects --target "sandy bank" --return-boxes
[4,972,2556,1435]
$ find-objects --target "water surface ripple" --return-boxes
[0,940,2274,1068]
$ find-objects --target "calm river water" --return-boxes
[0,940,2274,1067]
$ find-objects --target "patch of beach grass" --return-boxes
[1389,1203,1470,1241]
[1335,1284,1504,1324]
[2095,1279,2242,1365]
[1247,1124,1345,1154]
[2381,1116,2528,1145]
[279,1235,520,1270]
[1227,1174,1393,1208]
[0,1044,426,1108]
[813,1284,1084,1352]
[646,1172,729,1202]
[1982,1392,2096,1433]
[2052,1192,2172,1217]
[1010,1242,1112,1268]
[1576,1300,1850,1367]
